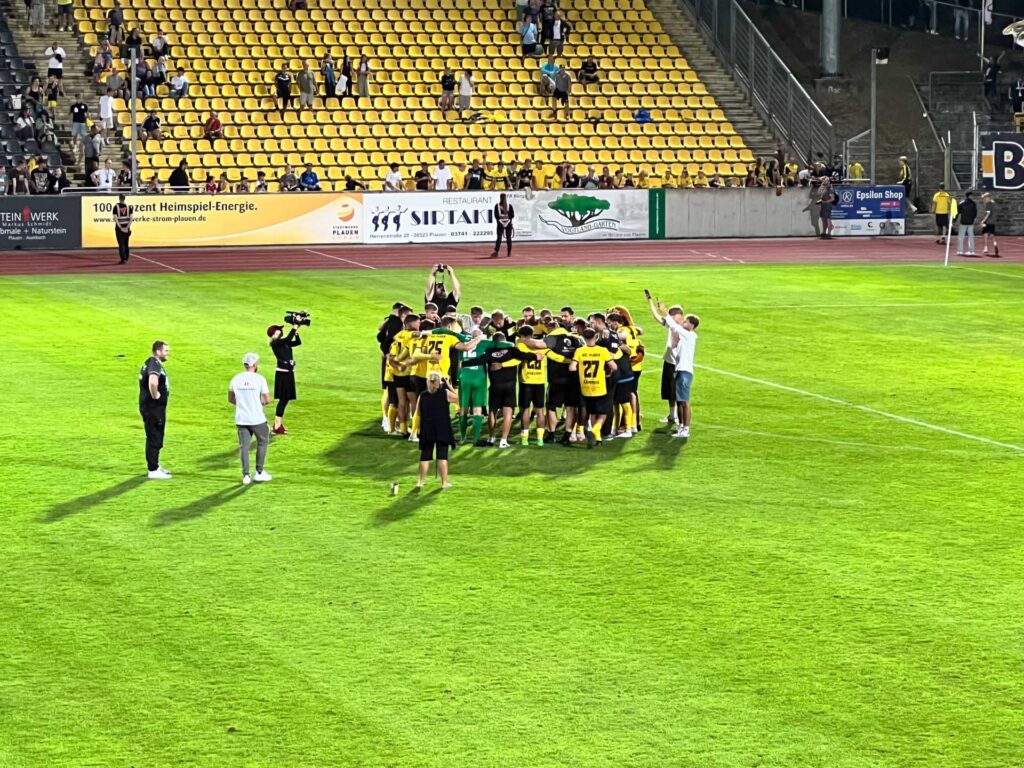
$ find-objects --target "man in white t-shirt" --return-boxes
[98,88,115,133]
[45,43,66,80]
[658,304,681,425]
[383,162,403,191]
[646,291,699,439]
[228,352,272,484]
[91,159,116,191]
[432,159,453,191]
[458,70,474,113]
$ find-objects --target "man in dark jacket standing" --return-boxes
[956,191,978,257]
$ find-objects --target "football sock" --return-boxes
[471,415,483,443]
[387,405,398,432]
[590,426,602,443]
[621,403,634,431]
[535,427,544,442]
[381,391,389,419]
[459,414,468,441]
[412,411,421,434]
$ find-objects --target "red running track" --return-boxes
[0,236,1020,276]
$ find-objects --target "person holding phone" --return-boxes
[415,371,460,488]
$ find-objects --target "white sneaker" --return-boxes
[381,416,389,432]
[147,468,172,479]
[441,482,453,489]
[619,430,633,439]
[408,432,418,442]
[254,471,272,482]
[658,415,672,423]
[681,426,690,438]
[498,439,510,449]
[242,474,252,485]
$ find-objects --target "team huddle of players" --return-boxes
[378,302,645,449]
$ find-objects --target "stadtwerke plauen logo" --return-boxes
[540,194,619,235]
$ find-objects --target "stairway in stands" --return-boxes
[1,0,123,183]
[646,0,778,159]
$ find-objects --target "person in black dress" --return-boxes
[416,372,459,488]
[491,193,514,258]
[267,322,302,434]
[340,55,353,99]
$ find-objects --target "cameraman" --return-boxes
[267,321,303,435]
[425,263,461,310]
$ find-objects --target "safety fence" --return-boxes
[0,187,910,249]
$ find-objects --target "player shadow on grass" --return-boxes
[151,485,250,527]
[40,476,147,523]
[326,421,630,482]
[372,487,443,527]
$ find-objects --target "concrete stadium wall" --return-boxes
[664,189,819,239]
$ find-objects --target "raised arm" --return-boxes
[425,267,437,299]
[446,265,461,302]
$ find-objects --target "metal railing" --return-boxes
[680,0,834,163]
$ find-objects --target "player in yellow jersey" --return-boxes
[570,328,618,448]
[609,307,644,433]
[515,327,549,446]
[390,314,423,437]
[425,317,484,379]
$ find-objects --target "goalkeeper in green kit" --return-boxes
[432,326,510,446]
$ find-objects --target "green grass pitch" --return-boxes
[1,262,1022,767]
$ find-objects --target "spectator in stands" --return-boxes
[298,61,316,111]
[280,164,300,191]
[983,51,1004,100]
[15,107,35,142]
[483,161,499,189]
[35,109,56,145]
[516,0,529,22]
[783,155,799,185]
[465,159,485,190]
[236,178,251,193]
[92,159,117,191]
[414,162,431,190]
[384,162,404,191]
[55,0,72,32]
[25,77,44,116]
[69,95,89,153]
[170,68,189,100]
[539,0,556,49]
[540,56,558,97]
[458,70,474,114]
[141,110,163,149]
[203,111,224,141]
[548,12,570,56]
[520,15,539,58]
[299,162,321,191]
[29,0,45,36]
[598,166,613,189]
[168,159,190,192]
[847,159,864,180]
[45,76,61,113]
[153,56,169,90]
[133,56,148,87]
[107,0,124,44]
[275,64,294,116]
[204,173,218,193]
[451,162,467,190]
[344,174,366,191]
[116,160,134,188]
[897,155,915,212]
[637,170,650,188]
[612,168,625,188]
[765,159,781,188]
[517,160,535,189]
[216,173,230,194]
[93,42,114,82]
[254,171,269,192]
[321,54,337,104]
[139,65,157,102]
[99,87,115,136]
[143,174,161,193]
[440,67,456,112]
[48,166,71,194]
[289,0,308,11]
[356,55,372,99]
[8,160,30,195]
[340,54,353,99]
[953,0,970,41]
[433,159,453,190]
[563,162,580,188]
[578,56,599,85]
[623,172,636,188]
[106,68,127,100]
[551,64,572,120]
[150,28,171,59]
[123,28,144,66]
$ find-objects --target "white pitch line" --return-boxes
[130,252,186,273]
[306,248,377,269]
[696,363,1024,454]
[955,266,1024,281]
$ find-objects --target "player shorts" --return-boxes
[983,222,996,234]
[518,383,545,410]
[385,381,399,406]
[565,375,583,409]
[489,382,516,411]
[419,439,450,462]
[459,373,487,410]
[412,375,427,395]
[661,360,676,401]
[614,378,634,405]
[546,378,568,409]
[936,213,949,228]
[583,393,612,416]
[674,370,693,403]
[393,375,412,391]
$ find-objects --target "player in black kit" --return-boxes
[139,340,171,479]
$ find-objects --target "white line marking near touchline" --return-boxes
[644,352,1022,453]
[697,364,1024,454]
[130,253,186,273]
[955,266,1024,281]
[306,248,377,269]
